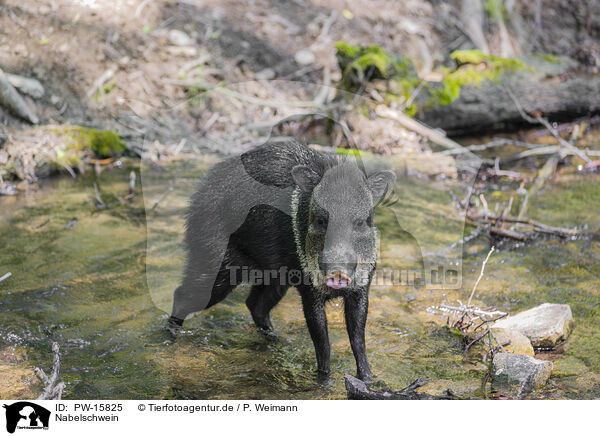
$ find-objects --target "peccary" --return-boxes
[168,140,395,382]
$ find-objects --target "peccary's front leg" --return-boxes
[344,292,372,381]
[301,292,330,382]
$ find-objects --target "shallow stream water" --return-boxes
[0,147,599,399]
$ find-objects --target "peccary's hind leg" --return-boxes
[246,284,288,331]
[169,231,232,333]
[168,261,238,336]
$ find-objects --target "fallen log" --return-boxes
[345,375,458,400]
[418,57,600,136]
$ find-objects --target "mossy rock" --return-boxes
[66,127,127,158]
[0,124,129,181]
[334,43,529,116]
[50,126,127,168]
[426,50,528,108]
[335,41,422,114]
[451,49,527,71]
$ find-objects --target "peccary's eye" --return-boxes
[355,216,372,229]
[354,219,367,229]
[314,216,327,229]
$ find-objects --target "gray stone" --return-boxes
[168,29,195,47]
[254,68,276,80]
[493,303,573,348]
[166,46,197,57]
[4,73,45,99]
[294,49,316,66]
[489,327,534,356]
[492,353,553,395]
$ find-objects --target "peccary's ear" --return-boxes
[367,170,396,199]
[292,165,321,192]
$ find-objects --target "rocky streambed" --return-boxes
[0,158,598,400]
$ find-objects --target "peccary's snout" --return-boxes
[319,248,357,289]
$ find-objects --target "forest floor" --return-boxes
[1,0,598,166]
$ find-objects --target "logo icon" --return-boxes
[3,402,50,434]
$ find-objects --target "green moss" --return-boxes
[52,126,127,164]
[335,147,370,156]
[334,44,528,114]
[71,127,127,157]
[335,41,418,89]
[428,66,492,106]
[535,54,562,64]
[451,50,527,71]
[54,146,82,167]
[103,82,117,94]
[389,78,421,115]
[334,41,361,59]
[426,50,528,107]
[485,0,505,21]
[93,81,118,102]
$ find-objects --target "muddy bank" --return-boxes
[1,0,598,148]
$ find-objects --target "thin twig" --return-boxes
[134,0,152,18]
[467,246,495,307]
[465,218,528,241]
[128,170,136,197]
[469,213,580,236]
[439,138,545,155]
[375,105,466,151]
[151,168,181,214]
[503,86,591,164]
[93,182,106,208]
[439,304,506,318]
[36,342,64,400]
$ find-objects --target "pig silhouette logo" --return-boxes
[3,402,50,433]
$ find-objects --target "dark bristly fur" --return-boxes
[168,139,395,382]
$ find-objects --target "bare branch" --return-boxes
[36,342,64,400]
[467,246,495,307]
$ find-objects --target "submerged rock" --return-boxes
[0,347,41,399]
[493,303,573,348]
[490,327,534,357]
[492,353,553,396]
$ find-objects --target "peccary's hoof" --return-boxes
[317,369,331,385]
[257,326,279,341]
[166,316,184,339]
[357,371,373,383]
[254,318,274,332]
